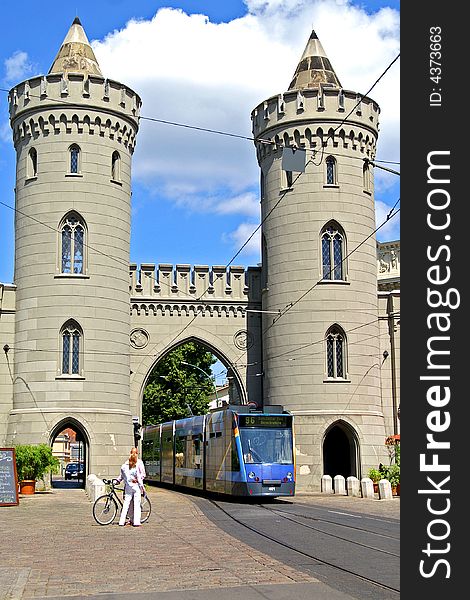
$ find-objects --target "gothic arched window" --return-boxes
[321,222,345,280]
[111,151,121,181]
[326,325,347,379]
[27,147,38,178]
[60,320,83,376]
[69,144,81,174]
[59,212,86,274]
[325,156,337,185]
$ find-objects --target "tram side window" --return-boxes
[175,435,185,468]
[142,439,154,462]
[192,434,202,469]
[175,433,202,469]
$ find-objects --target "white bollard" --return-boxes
[361,477,375,498]
[346,476,361,497]
[321,474,333,493]
[86,474,105,502]
[378,478,393,500]
[333,474,347,495]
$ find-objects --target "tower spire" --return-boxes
[48,17,102,76]
[288,29,341,91]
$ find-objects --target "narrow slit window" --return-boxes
[69,145,80,174]
[111,151,121,181]
[28,148,38,178]
[325,156,336,185]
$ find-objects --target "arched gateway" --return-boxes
[128,264,263,419]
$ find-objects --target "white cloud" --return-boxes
[223,222,261,257]
[3,51,33,83]
[91,0,399,246]
[375,199,400,242]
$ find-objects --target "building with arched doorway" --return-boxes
[0,19,399,491]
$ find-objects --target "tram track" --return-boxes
[208,498,400,596]
[258,504,400,551]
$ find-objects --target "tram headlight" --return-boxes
[286,472,293,481]
[248,471,256,479]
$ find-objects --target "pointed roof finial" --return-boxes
[48,17,102,76]
[288,29,341,91]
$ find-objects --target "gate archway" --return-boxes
[49,418,89,488]
[322,420,359,479]
[140,338,248,425]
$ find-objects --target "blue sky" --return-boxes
[0,1,399,381]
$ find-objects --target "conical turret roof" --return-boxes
[288,30,341,91]
[48,17,103,76]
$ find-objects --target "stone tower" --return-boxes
[7,18,141,476]
[252,30,387,490]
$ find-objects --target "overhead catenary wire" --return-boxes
[0,81,400,168]
[265,198,400,332]
[0,51,400,374]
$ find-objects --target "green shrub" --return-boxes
[15,444,60,481]
[380,463,400,487]
[367,468,382,483]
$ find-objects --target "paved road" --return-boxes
[195,494,399,599]
[0,484,399,600]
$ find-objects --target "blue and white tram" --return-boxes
[142,406,295,498]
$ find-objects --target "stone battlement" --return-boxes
[252,87,379,163]
[129,264,262,302]
[9,74,141,145]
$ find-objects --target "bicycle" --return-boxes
[92,478,152,525]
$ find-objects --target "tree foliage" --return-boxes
[142,342,217,425]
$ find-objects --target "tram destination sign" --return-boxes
[239,415,290,428]
[0,448,19,506]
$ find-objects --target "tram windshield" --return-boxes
[239,428,293,464]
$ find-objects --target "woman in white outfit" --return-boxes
[117,450,144,527]
[124,447,146,524]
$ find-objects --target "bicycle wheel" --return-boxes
[140,494,151,523]
[93,494,118,525]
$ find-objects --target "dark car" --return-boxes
[65,463,84,480]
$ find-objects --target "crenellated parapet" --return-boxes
[251,87,379,163]
[9,74,141,152]
[129,264,262,306]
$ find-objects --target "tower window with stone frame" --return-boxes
[325,325,347,380]
[321,222,346,281]
[59,320,83,377]
[27,147,38,179]
[281,169,294,189]
[325,156,337,186]
[363,160,372,193]
[111,150,121,182]
[68,144,81,175]
[59,212,87,275]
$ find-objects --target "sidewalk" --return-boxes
[0,485,398,600]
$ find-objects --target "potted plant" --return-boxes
[384,435,400,495]
[367,468,382,493]
[15,444,60,494]
[382,463,400,495]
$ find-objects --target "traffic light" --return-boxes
[133,421,142,446]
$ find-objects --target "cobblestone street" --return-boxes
[1,485,325,600]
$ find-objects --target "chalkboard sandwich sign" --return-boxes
[0,448,19,506]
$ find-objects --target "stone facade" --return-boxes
[0,21,400,490]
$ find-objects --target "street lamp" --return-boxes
[180,361,219,405]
